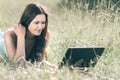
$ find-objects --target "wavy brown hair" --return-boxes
[19,3,48,62]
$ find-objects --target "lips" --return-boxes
[36,30,41,34]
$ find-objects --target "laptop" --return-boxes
[59,46,105,69]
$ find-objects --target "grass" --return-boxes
[0,0,120,80]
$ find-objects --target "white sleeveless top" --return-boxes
[0,32,8,60]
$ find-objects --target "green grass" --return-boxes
[0,0,120,80]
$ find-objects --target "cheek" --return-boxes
[43,23,46,29]
[43,25,45,29]
[28,25,34,32]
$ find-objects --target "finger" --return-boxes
[18,23,21,27]
[14,23,18,29]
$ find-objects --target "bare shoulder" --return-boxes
[4,28,16,39]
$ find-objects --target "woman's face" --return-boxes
[28,14,46,36]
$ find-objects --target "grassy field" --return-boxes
[0,0,120,80]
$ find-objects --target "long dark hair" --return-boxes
[19,3,48,62]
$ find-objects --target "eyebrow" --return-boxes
[34,20,46,22]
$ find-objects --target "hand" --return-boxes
[14,24,26,39]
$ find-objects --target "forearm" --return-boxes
[44,48,48,59]
[14,37,25,60]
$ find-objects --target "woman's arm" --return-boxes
[44,30,51,60]
[4,24,26,61]
[14,24,26,60]
[37,30,51,61]
[4,30,16,61]
[37,31,57,68]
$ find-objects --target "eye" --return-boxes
[41,21,46,24]
[34,21,39,24]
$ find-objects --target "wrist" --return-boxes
[17,36,25,40]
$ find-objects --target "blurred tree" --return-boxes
[59,0,120,12]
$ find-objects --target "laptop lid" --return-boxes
[60,46,105,68]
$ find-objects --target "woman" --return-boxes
[0,3,50,63]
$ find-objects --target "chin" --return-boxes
[33,31,41,36]
[35,33,41,36]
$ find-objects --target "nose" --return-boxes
[38,23,42,29]
[38,23,45,29]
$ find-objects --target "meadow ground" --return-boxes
[0,0,120,80]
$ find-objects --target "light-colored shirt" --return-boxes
[0,32,8,60]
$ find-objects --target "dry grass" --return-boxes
[0,0,120,80]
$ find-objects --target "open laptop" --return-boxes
[59,46,105,69]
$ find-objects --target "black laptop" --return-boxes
[59,46,105,69]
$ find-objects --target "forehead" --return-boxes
[32,14,46,22]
